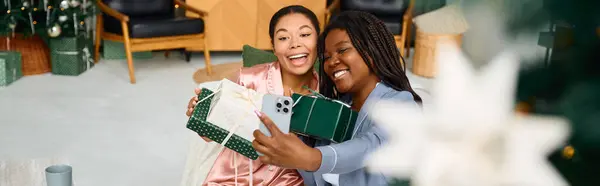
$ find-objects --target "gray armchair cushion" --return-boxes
[340,0,409,17]
[338,0,410,35]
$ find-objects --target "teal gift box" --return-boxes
[290,89,358,143]
[0,51,23,86]
[102,40,153,60]
[186,88,260,160]
[49,36,94,76]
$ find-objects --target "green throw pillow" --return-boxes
[241,45,320,73]
[242,45,278,67]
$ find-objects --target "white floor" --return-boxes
[0,52,241,186]
[0,50,431,186]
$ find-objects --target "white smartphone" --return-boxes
[260,94,293,137]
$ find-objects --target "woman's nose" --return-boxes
[327,55,340,68]
[289,38,300,49]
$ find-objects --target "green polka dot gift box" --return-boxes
[186,88,260,160]
[0,51,23,87]
[290,87,358,143]
[49,36,95,76]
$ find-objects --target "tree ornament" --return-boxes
[47,24,62,37]
[82,0,88,13]
[46,4,51,26]
[69,0,80,7]
[8,18,17,38]
[59,15,68,22]
[73,12,78,35]
[28,12,35,33]
[22,1,30,8]
[60,0,69,9]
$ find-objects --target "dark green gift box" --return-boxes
[186,88,260,160]
[102,40,153,60]
[49,36,95,76]
[0,51,23,86]
[290,90,358,143]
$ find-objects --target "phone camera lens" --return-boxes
[283,108,289,113]
[276,103,282,108]
[283,100,290,105]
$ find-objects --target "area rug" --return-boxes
[0,157,71,186]
[192,62,242,84]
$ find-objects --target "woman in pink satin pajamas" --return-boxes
[185,5,321,186]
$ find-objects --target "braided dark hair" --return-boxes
[318,11,422,104]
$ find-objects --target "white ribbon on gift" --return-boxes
[195,88,258,186]
[232,88,261,112]
[291,92,354,141]
[73,13,78,36]
[54,51,79,55]
[82,47,93,70]
[54,47,94,71]
[46,7,50,26]
[28,12,34,33]
[195,87,260,116]
[12,68,16,82]
[292,90,352,109]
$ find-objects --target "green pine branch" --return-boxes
[1,0,98,38]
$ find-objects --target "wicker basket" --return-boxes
[0,34,51,76]
[412,28,463,78]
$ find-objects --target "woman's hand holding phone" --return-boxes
[252,110,322,171]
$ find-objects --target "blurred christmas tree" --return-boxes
[493,0,600,185]
[385,0,599,185]
[1,0,98,77]
[1,0,97,39]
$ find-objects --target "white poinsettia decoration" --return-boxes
[365,40,570,186]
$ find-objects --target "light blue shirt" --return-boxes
[299,82,420,186]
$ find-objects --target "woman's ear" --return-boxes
[271,42,277,53]
[367,56,375,68]
[366,55,381,77]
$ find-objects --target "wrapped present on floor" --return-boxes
[0,51,23,86]
[186,79,264,160]
[49,35,94,76]
[102,40,153,60]
[290,88,358,143]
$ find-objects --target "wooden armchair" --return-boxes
[95,0,212,84]
[327,0,415,58]
[324,0,340,27]
[398,0,414,58]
